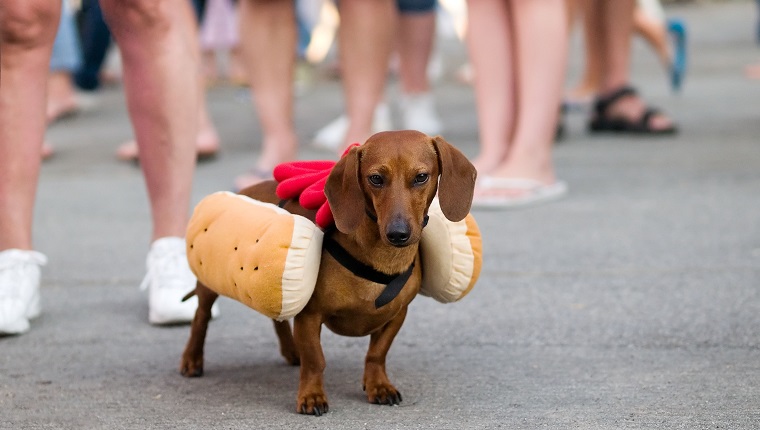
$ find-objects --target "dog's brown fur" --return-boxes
[179,131,476,415]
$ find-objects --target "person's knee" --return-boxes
[100,0,176,36]
[0,2,59,49]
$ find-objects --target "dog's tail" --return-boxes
[181,289,197,302]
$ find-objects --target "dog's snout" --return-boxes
[386,219,411,247]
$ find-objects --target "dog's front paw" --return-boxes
[364,381,402,406]
[180,354,204,377]
[296,390,329,416]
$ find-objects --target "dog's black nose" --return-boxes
[386,220,411,246]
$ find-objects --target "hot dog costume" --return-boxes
[185,158,482,321]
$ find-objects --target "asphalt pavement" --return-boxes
[2,2,760,429]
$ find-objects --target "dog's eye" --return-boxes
[414,173,429,185]
[368,174,384,187]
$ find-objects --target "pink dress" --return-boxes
[200,0,239,50]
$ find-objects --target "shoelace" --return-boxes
[139,247,191,291]
[0,251,47,299]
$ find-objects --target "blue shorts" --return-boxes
[397,0,436,14]
[50,3,82,72]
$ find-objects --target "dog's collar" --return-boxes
[322,233,414,309]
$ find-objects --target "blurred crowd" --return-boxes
[40,0,696,202]
[0,0,756,335]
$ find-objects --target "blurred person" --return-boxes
[115,0,222,162]
[69,0,221,162]
[633,0,686,92]
[312,1,442,152]
[199,0,247,85]
[565,0,687,109]
[43,0,83,161]
[0,0,217,335]
[335,0,396,150]
[231,0,301,190]
[395,3,443,134]
[115,86,221,162]
[746,64,760,79]
[47,1,81,125]
[73,0,217,91]
[73,0,115,92]
[234,0,396,190]
[582,0,677,134]
[467,0,569,208]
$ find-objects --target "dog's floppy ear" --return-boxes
[432,135,477,222]
[325,145,366,233]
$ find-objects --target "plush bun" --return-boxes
[419,198,482,303]
[186,192,323,320]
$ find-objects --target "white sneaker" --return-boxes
[141,237,219,325]
[0,249,47,335]
[399,92,443,136]
[311,102,393,151]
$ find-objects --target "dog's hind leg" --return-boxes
[272,319,300,365]
[180,281,218,377]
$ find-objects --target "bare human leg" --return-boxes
[0,0,60,251]
[101,0,199,241]
[491,0,567,185]
[465,0,515,175]
[339,0,396,151]
[566,0,603,105]
[236,0,298,189]
[396,10,442,135]
[592,0,675,132]
[0,1,59,334]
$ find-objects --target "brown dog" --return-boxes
[180,130,477,415]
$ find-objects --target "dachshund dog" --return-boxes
[180,130,477,415]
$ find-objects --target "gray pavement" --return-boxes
[3,2,760,429]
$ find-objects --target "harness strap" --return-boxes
[278,200,426,308]
[373,264,415,308]
[322,234,414,309]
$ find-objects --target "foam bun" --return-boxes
[186,192,323,320]
[419,198,482,303]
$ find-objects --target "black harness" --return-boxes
[279,200,428,308]
[322,234,415,309]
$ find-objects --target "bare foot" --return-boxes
[41,142,54,160]
[745,63,760,80]
[47,72,79,123]
[456,62,474,85]
[99,69,122,87]
[233,169,273,191]
[485,162,557,189]
[471,153,507,177]
[195,128,221,158]
[47,98,79,123]
[234,134,298,190]
[116,127,220,162]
